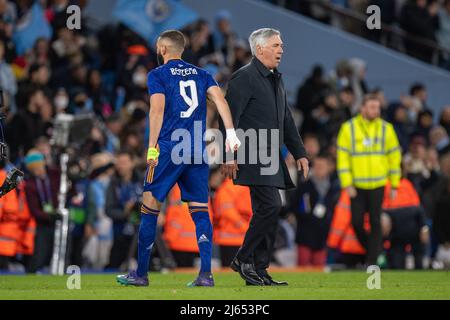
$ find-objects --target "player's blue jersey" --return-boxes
[147,59,218,158]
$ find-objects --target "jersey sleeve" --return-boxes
[205,72,218,89]
[147,70,166,95]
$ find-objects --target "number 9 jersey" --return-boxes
[144,59,218,203]
[147,59,218,155]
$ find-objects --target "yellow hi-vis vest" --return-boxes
[337,114,402,190]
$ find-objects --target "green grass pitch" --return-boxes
[0,270,449,300]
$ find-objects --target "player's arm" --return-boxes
[146,70,166,166]
[147,93,165,166]
[207,85,241,153]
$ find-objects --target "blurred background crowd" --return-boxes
[0,0,449,274]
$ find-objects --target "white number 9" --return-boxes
[179,80,198,118]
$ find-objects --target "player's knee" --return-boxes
[142,191,161,211]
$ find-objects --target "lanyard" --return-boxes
[36,176,52,205]
[357,117,380,145]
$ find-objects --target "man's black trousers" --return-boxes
[236,185,282,271]
[350,187,385,266]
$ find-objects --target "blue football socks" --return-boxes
[189,206,212,273]
[136,204,159,277]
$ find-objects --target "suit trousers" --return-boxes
[236,185,282,271]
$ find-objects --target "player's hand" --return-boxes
[221,160,238,179]
[147,147,159,167]
[296,157,309,180]
[225,128,241,153]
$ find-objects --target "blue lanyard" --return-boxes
[36,176,52,204]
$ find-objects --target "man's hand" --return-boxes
[221,160,238,179]
[147,147,159,167]
[296,157,309,180]
[420,226,430,244]
[225,128,241,153]
[347,186,357,198]
[124,200,136,216]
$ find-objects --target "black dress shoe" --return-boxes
[230,257,264,286]
[257,271,288,286]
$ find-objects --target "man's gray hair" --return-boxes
[248,28,281,56]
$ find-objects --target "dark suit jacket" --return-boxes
[221,57,306,189]
[25,167,60,226]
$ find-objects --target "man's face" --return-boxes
[361,99,381,121]
[257,35,283,70]
[417,89,427,102]
[115,154,133,177]
[313,157,331,180]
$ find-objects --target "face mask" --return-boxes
[54,95,68,110]
[157,53,164,66]
[133,72,146,86]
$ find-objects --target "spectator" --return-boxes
[6,88,47,162]
[87,68,112,119]
[429,125,450,157]
[104,113,123,154]
[83,152,115,270]
[53,87,69,114]
[0,40,17,112]
[409,83,431,118]
[105,151,142,270]
[230,39,251,73]
[27,37,50,66]
[290,153,340,267]
[414,109,434,143]
[388,103,410,152]
[0,0,16,64]
[348,57,369,114]
[302,133,321,165]
[383,178,429,269]
[437,0,450,69]
[338,86,354,120]
[24,149,61,273]
[163,184,201,268]
[432,165,450,268]
[439,106,450,136]
[295,64,330,134]
[212,10,237,63]
[213,177,253,268]
[400,0,439,62]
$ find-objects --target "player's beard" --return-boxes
[157,53,164,66]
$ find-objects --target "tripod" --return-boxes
[50,152,70,275]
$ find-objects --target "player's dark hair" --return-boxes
[159,30,186,52]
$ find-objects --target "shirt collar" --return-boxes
[252,57,281,78]
[167,58,184,65]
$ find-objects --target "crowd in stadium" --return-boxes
[0,0,449,273]
[272,0,450,67]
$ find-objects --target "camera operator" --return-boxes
[23,149,61,273]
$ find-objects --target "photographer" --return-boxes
[23,149,61,273]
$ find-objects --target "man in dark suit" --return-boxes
[221,28,309,286]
